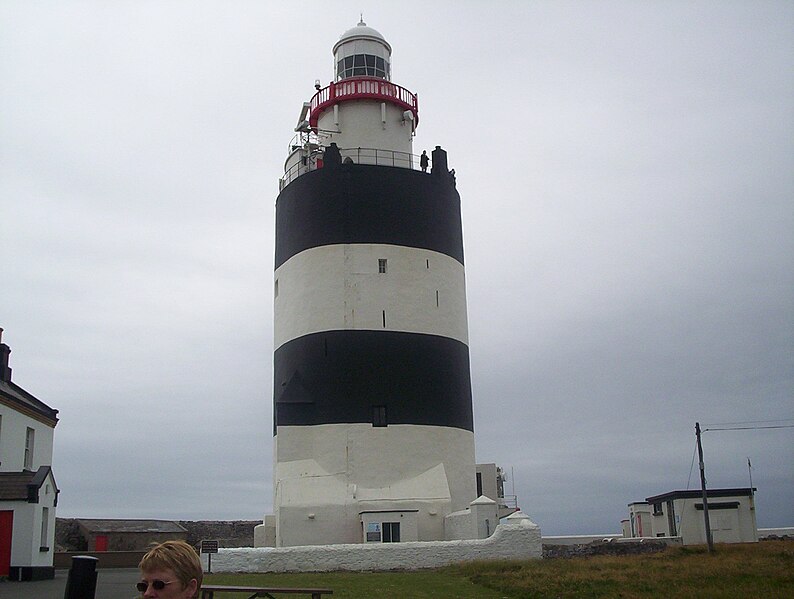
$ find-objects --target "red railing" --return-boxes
[309,77,419,128]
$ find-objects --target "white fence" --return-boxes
[203,511,541,573]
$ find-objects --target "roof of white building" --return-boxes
[645,488,755,503]
[0,339,59,425]
[0,466,58,502]
[0,379,59,424]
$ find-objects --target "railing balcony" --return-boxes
[280,146,430,191]
[500,495,519,510]
[309,77,419,129]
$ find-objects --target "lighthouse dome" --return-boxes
[335,20,391,51]
[333,19,392,81]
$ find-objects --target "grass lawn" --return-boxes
[204,540,793,598]
[203,569,507,598]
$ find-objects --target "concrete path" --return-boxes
[0,568,141,599]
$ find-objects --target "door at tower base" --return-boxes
[274,423,475,547]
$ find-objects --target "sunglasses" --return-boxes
[136,579,175,592]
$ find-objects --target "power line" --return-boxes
[702,418,794,427]
[703,425,794,432]
[703,418,794,426]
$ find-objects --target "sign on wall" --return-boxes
[365,523,381,543]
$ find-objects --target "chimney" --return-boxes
[0,328,12,382]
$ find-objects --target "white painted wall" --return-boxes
[444,508,474,541]
[212,512,541,574]
[0,403,55,473]
[275,244,468,349]
[274,423,475,547]
[318,100,413,156]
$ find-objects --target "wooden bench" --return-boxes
[200,585,333,599]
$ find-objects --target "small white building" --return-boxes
[625,488,758,545]
[0,330,59,580]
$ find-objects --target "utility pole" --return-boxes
[695,422,715,554]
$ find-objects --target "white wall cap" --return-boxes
[471,495,497,505]
[503,511,539,528]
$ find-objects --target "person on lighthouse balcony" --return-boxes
[420,149,429,172]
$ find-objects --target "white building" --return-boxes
[625,488,758,545]
[0,330,59,580]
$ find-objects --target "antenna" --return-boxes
[748,457,754,497]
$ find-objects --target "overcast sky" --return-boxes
[1,1,792,535]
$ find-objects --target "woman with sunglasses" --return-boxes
[137,540,203,598]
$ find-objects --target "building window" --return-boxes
[382,310,386,328]
[378,258,387,273]
[652,502,663,516]
[336,54,390,80]
[382,522,401,543]
[24,427,35,470]
[436,290,439,307]
[476,472,483,497]
[40,507,49,550]
[274,279,279,298]
[372,405,387,427]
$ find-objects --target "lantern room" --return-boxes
[333,19,392,81]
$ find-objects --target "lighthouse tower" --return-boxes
[271,21,476,547]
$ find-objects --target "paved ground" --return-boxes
[0,568,142,599]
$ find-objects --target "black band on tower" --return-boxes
[275,164,464,269]
[274,329,474,433]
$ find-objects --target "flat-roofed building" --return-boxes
[625,488,758,545]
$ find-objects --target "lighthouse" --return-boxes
[271,20,476,547]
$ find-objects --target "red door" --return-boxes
[0,511,13,577]
[95,535,109,552]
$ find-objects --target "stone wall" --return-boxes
[205,512,541,573]
[542,539,676,559]
[55,519,260,552]
[55,519,87,552]
[179,520,260,548]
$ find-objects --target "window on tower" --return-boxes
[378,258,387,273]
[336,54,390,80]
[372,405,387,427]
